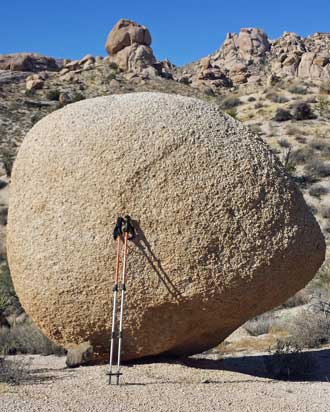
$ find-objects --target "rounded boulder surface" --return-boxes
[7,92,325,361]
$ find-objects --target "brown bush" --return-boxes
[263,340,317,380]
[244,313,278,336]
[288,308,330,349]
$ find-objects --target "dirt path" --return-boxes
[1,350,330,412]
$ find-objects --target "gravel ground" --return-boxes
[1,350,330,412]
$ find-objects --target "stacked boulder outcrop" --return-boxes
[105,19,157,75]
[179,28,330,90]
[0,53,58,72]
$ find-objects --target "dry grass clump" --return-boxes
[320,81,330,95]
[0,319,65,356]
[280,289,310,309]
[306,158,330,179]
[0,355,32,385]
[278,138,291,148]
[244,313,278,336]
[308,183,329,198]
[286,124,306,136]
[220,95,241,110]
[265,91,288,103]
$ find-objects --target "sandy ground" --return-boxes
[1,348,330,412]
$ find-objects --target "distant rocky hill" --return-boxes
[0,18,330,356]
[0,18,330,261]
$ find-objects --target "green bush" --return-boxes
[45,89,61,101]
[315,96,330,119]
[225,108,238,119]
[273,108,292,122]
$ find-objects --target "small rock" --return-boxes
[79,54,95,65]
[26,78,44,91]
[66,341,93,368]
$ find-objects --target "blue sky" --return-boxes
[1,0,329,66]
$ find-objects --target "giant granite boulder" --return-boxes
[7,92,325,361]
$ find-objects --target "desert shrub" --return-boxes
[0,207,8,225]
[265,92,288,103]
[305,158,330,180]
[247,96,256,102]
[71,92,85,103]
[273,108,292,122]
[320,81,330,95]
[45,89,60,101]
[308,183,329,198]
[0,147,15,177]
[286,125,304,136]
[108,61,119,71]
[292,102,316,121]
[278,138,291,148]
[0,319,65,356]
[263,340,317,380]
[288,85,308,95]
[0,180,7,190]
[320,204,330,219]
[280,147,296,175]
[31,112,45,125]
[244,313,277,336]
[220,95,241,110]
[315,96,330,119]
[0,262,17,312]
[0,355,32,385]
[288,309,330,348]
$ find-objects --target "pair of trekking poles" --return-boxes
[107,215,135,385]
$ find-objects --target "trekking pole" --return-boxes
[115,215,135,385]
[108,217,124,384]
[115,229,128,385]
[108,236,120,384]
